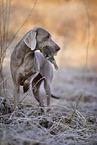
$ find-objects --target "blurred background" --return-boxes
[1,0,97,67]
[0,0,97,104]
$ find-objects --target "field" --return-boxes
[0,0,97,144]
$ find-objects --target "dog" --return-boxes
[10,27,60,109]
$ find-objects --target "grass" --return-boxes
[0,96,97,144]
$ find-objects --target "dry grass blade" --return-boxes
[19,94,28,104]
[82,0,90,101]
[0,78,7,86]
[65,94,83,123]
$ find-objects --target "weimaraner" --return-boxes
[10,26,60,109]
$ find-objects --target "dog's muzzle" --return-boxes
[42,46,59,70]
[55,45,60,52]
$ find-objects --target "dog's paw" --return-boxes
[23,80,30,93]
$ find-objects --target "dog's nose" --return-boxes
[56,45,60,52]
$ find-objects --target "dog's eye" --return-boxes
[42,35,50,41]
[46,35,50,38]
[46,54,49,58]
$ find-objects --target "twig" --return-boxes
[35,121,51,135]
[75,109,86,122]
[68,94,83,122]
[82,0,90,100]
[8,106,19,120]
[6,0,11,45]
[19,93,28,104]
[0,21,3,66]
[1,0,37,58]
[0,77,7,86]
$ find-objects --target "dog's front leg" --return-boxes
[44,80,51,106]
[14,84,20,110]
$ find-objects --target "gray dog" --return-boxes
[10,27,60,109]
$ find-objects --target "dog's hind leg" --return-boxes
[32,73,44,107]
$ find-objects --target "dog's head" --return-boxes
[23,27,60,69]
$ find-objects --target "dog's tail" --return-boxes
[51,94,60,99]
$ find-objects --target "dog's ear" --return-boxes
[23,30,36,51]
